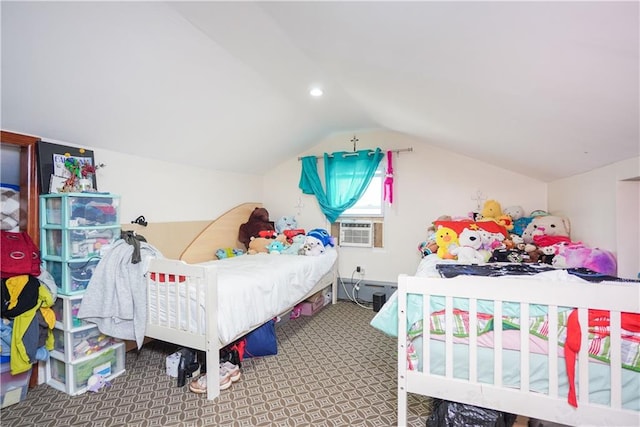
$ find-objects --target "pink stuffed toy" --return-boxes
[552,244,617,276]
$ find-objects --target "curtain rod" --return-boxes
[298,147,413,161]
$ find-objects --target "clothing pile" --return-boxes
[1,231,57,375]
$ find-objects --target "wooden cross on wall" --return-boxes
[351,135,359,151]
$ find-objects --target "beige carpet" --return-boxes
[1,301,431,426]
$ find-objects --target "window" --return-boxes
[340,166,384,217]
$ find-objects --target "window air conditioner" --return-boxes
[339,220,373,248]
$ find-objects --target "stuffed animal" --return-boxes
[450,228,484,264]
[275,216,298,234]
[301,235,325,256]
[281,234,306,255]
[307,228,335,247]
[503,206,533,237]
[215,248,244,259]
[418,240,438,258]
[480,199,503,222]
[247,237,271,255]
[266,240,287,254]
[552,244,617,276]
[522,215,571,245]
[238,207,275,250]
[87,374,110,393]
[435,225,458,259]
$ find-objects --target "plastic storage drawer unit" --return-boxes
[1,360,31,408]
[47,343,125,396]
[41,227,120,260]
[52,294,90,330]
[45,259,101,295]
[52,325,121,362]
[41,195,120,227]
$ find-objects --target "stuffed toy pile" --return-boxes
[418,198,618,275]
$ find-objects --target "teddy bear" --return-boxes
[522,215,571,246]
[450,228,484,264]
[247,237,270,254]
[435,225,458,259]
[238,207,275,250]
[275,215,298,234]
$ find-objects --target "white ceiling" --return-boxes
[2,1,638,182]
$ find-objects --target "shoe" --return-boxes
[189,370,232,394]
[220,361,241,383]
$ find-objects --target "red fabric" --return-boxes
[565,309,581,407]
[149,273,186,283]
[0,231,41,278]
[533,235,571,247]
[564,308,640,407]
[433,220,508,238]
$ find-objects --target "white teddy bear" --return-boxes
[451,228,485,264]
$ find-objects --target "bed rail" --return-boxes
[146,258,219,401]
[397,274,640,426]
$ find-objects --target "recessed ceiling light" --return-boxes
[310,87,323,97]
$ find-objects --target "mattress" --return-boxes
[419,337,640,411]
[148,248,337,346]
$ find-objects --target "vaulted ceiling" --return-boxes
[2,1,638,182]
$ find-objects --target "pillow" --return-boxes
[433,220,508,239]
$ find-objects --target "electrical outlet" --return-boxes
[358,266,365,275]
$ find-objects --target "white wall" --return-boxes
[263,130,548,282]
[548,156,640,279]
[35,137,263,224]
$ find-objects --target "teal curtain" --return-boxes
[299,148,384,223]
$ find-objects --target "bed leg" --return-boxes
[206,344,220,400]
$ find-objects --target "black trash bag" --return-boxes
[426,399,517,427]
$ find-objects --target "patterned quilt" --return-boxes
[408,308,640,372]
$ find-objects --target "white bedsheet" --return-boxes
[148,248,337,346]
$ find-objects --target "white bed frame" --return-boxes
[133,203,338,401]
[397,274,640,426]
[144,252,338,401]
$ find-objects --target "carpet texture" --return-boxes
[1,301,430,426]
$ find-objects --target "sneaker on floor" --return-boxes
[189,370,231,394]
[220,361,241,382]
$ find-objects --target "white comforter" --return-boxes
[148,248,338,346]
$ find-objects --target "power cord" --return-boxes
[337,269,372,310]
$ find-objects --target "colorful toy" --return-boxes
[216,248,244,259]
[266,240,287,254]
[552,244,617,276]
[281,234,306,255]
[86,374,111,393]
[435,226,458,259]
[307,228,335,247]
